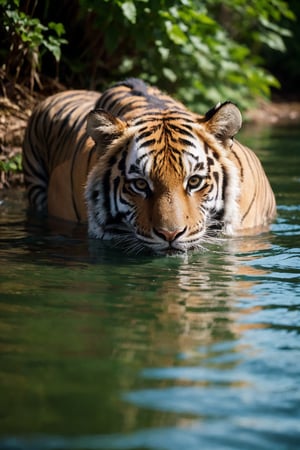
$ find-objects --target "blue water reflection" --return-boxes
[0,125,300,450]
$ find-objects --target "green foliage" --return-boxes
[0,0,296,109]
[1,0,67,89]
[262,0,300,97]
[72,0,295,110]
[0,153,22,173]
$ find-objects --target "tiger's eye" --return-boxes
[187,175,202,190]
[132,178,149,192]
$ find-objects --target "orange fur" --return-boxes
[23,79,276,253]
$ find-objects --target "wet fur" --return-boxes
[23,78,276,254]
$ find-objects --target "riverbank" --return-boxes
[1,84,300,188]
[245,98,300,125]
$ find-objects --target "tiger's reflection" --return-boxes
[23,212,272,354]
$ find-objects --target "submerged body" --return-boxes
[23,78,276,253]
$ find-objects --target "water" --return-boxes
[0,125,299,450]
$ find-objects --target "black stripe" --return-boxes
[221,167,227,202]
[117,148,128,173]
[86,143,97,177]
[231,147,244,181]
[103,169,111,215]
[113,176,120,214]
[70,151,81,223]
[104,92,129,112]
[23,150,47,180]
[108,155,118,167]
[182,150,198,160]
[242,191,256,222]
[117,101,145,117]
[178,137,196,148]
[139,138,156,149]
[213,171,219,184]
[132,117,162,126]
[239,145,257,223]
[167,124,194,138]
[135,129,156,142]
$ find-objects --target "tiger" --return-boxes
[22,78,276,254]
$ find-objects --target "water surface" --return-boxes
[0,125,299,450]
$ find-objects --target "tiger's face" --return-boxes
[86,103,242,254]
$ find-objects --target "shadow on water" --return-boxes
[0,125,300,450]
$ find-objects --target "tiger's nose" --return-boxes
[154,227,186,242]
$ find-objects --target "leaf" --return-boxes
[48,21,66,37]
[259,31,286,52]
[259,16,292,37]
[43,36,65,61]
[155,40,169,60]
[165,21,187,45]
[162,67,177,82]
[121,1,137,24]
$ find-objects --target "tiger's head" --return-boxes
[85,102,242,254]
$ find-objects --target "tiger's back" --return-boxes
[23,78,276,253]
[23,90,100,221]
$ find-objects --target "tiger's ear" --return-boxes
[203,102,242,145]
[87,109,127,145]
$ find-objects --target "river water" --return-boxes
[0,125,299,450]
